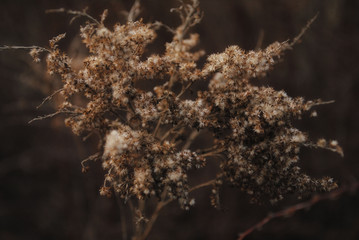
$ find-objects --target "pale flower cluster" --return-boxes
[30,0,342,208]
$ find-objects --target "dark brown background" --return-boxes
[1,0,358,239]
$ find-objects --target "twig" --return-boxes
[189,179,215,192]
[199,148,224,158]
[136,199,170,240]
[46,8,100,25]
[153,114,164,138]
[36,88,63,109]
[255,29,265,50]
[171,0,202,42]
[81,152,100,172]
[181,130,200,150]
[237,182,359,240]
[311,99,335,106]
[136,179,216,240]
[291,13,319,47]
[177,81,194,99]
[28,110,74,124]
[158,119,184,143]
[153,21,175,34]
[127,0,141,22]
[114,193,128,240]
[128,199,137,237]
[0,45,49,52]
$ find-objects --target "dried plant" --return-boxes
[1,0,344,239]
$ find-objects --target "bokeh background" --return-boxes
[1,0,359,239]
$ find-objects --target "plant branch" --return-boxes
[136,179,216,240]
[46,8,100,25]
[37,88,63,109]
[291,13,318,47]
[0,45,49,52]
[28,110,75,124]
[237,182,359,240]
[189,179,216,192]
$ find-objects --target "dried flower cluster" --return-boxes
[28,0,342,209]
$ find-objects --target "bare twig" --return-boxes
[199,148,225,158]
[181,130,200,150]
[153,21,176,34]
[310,99,335,106]
[237,182,359,240]
[291,13,319,47]
[81,152,100,173]
[136,179,216,240]
[189,179,215,192]
[114,193,128,240]
[127,0,141,22]
[0,45,49,52]
[36,88,63,109]
[153,114,164,138]
[46,8,100,25]
[171,0,203,42]
[255,29,265,50]
[28,110,74,124]
[136,199,170,240]
[177,81,194,99]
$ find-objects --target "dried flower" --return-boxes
[28,0,342,210]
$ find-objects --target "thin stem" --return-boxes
[80,152,100,172]
[127,0,141,22]
[0,45,50,52]
[237,182,359,240]
[199,148,225,158]
[189,179,216,192]
[128,199,136,238]
[291,13,318,47]
[136,199,170,240]
[37,88,63,109]
[46,8,100,25]
[160,120,184,143]
[115,193,128,240]
[181,130,200,150]
[153,115,164,138]
[136,179,216,240]
[28,109,75,124]
[177,81,193,99]
[134,199,146,238]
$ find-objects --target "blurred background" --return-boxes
[1,0,358,239]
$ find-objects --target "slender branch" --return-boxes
[135,199,146,237]
[37,88,63,109]
[136,179,216,240]
[136,199,170,240]
[189,179,216,192]
[177,81,194,99]
[255,29,265,50]
[181,130,200,150]
[199,148,225,158]
[46,8,100,25]
[291,13,318,47]
[128,199,136,238]
[310,99,335,107]
[81,152,100,173]
[28,110,75,124]
[237,182,359,240]
[153,114,164,138]
[169,127,186,145]
[127,0,141,22]
[171,0,202,42]
[115,195,128,240]
[0,45,49,52]
[153,21,175,34]
[160,120,184,143]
